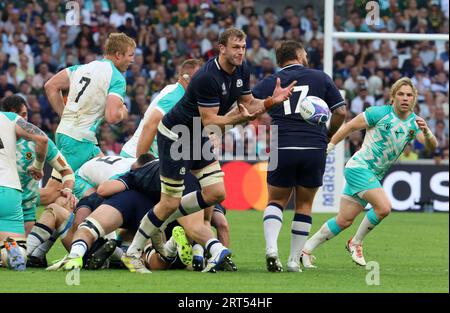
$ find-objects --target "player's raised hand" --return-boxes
[415,116,431,134]
[27,165,44,180]
[238,103,261,121]
[60,187,77,209]
[271,78,297,104]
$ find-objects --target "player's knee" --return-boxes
[336,215,353,229]
[78,217,105,241]
[203,188,225,206]
[377,204,391,219]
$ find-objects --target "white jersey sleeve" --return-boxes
[121,83,182,158]
[57,59,126,143]
[77,155,136,187]
[0,112,22,190]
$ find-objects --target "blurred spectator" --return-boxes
[350,85,375,114]
[0,0,447,161]
[399,143,419,161]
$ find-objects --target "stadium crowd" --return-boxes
[0,0,448,161]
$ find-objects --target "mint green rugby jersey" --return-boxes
[345,105,420,180]
[16,137,59,202]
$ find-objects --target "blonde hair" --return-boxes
[104,33,136,56]
[389,77,418,109]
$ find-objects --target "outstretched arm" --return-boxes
[136,109,163,157]
[239,77,297,114]
[44,70,70,117]
[327,113,367,153]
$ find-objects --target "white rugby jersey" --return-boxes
[121,82,183,158]
[76,155,136,187]
[0,112,22,190]
[57,59,126,143]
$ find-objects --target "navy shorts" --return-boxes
[75,192,104,213]
[157,129,216,181]
[267,149,326,188]
[103,190,156,232]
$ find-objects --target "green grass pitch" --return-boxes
[1,209,448,293]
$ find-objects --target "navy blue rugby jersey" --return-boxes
[162,57,251,130]
[117,159,161,200]
[252,64,345,149]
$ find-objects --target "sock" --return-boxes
[127,208,163,257]
[109,247,124,261]
[68,239,88,258]
[164,237,177,258]
[192,243,204,258]
[263,203,283,255]
[288,213,312,263]
[26,223,53,256]
[352,208,380,244]
[303,217,342,253]
[205,238,224,258]
[161,191,210,229]
[31,232,58,258]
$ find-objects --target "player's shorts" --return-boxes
[267,148,326,188]
[73,172,95,200]
[0,186,24,234]
[103,190,156,232]
[22,193,39,222]
[55,133,102,172]
[74,192,104,214]
[343,167,382,208]
[157,124,218,195]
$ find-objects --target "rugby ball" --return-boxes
[299,96,331,125]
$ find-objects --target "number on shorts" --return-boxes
[75,76,91,102]
[283,85,309,115]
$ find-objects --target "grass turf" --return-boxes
[0,210,448,293]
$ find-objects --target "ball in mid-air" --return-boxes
[299,96,331,125]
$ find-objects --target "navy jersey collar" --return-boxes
[281,63,303,71]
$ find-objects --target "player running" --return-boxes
[0,109,48,270]
[43,33,135,196]
[122,28,296,273]
[302,77,437,267]
[252,40,347,272]
[1,95,75,235]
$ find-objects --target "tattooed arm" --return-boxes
[15,117,49,180]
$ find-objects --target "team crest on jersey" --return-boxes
[236,79,243,88]
[180,167,186,175]
[222,83,227,95]
[408,130,415,140]
[25,152,33,160]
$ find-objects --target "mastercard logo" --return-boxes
[222,161,269,211]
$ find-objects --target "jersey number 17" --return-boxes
[283,85,309,115]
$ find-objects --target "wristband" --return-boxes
[61,187,73,193]
[32,159,44,171]
[326,143,336,154]
[425,131,434,139]
[263,96,274,110]
[62,173,75,185]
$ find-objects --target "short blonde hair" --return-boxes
[104,33,136,56]
[390,77,418,108]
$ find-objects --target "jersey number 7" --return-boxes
[75,76,91,102]
[283,85,309,115]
